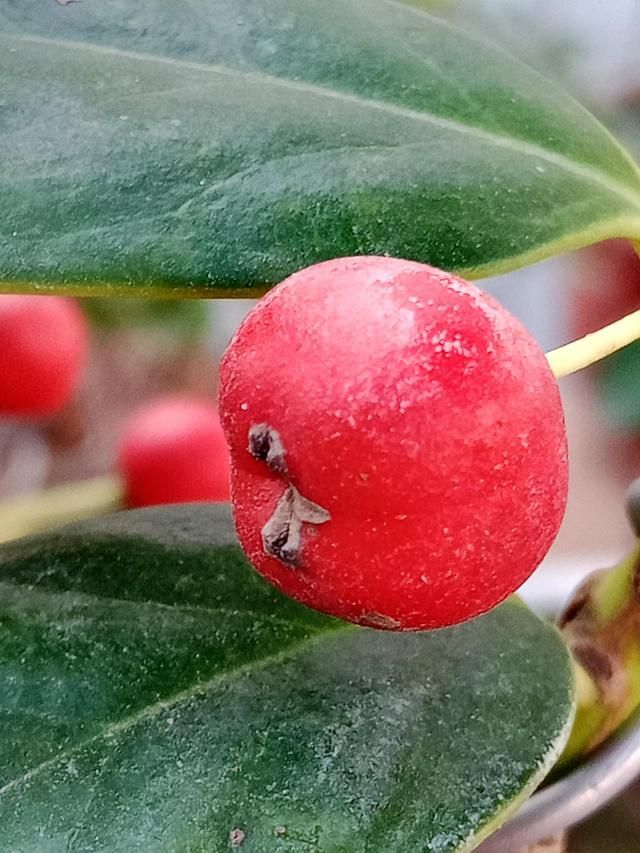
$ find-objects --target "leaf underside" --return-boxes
[0,504,574,852]
[0,0,640,296]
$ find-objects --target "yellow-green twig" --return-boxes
[546,308,640,378]
[0,475,124,544]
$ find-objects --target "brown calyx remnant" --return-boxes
[248,424,330,569]
[262,485,330,568]
[248,423,288,475]
[361,612,402,630]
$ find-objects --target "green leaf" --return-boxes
[1,1,640,296]
[0,504,573,852]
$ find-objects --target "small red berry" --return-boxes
[0,295,88,417]
[219,257,568,631]
[118,396,230,508]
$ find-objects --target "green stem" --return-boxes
[556,545,640,769]
[0,475,125,544]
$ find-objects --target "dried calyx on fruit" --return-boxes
[219,257,569,631]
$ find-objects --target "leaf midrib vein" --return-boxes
[3,32,640,211]
[0,621,352,797]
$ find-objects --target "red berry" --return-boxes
[118,396,230,507]
[219,257,568,631]
[0,295,88,417]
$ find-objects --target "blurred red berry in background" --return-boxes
[570,239,640,341]
[118,396,230,507]
[0,296,88,417]
[570,240,640,432]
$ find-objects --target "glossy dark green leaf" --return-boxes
[0,504,573,852]
[1,0,640,296]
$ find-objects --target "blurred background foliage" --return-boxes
[81,297,209,339]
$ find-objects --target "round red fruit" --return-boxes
[0,295,88,417]
[219,257,568,631]
[118,396,230,508]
